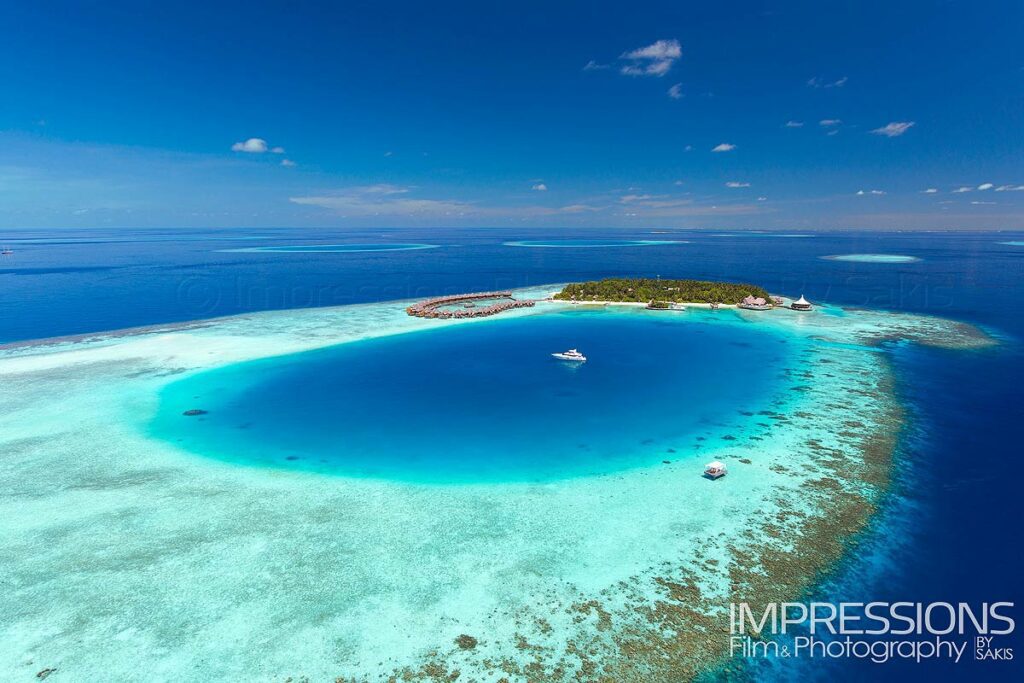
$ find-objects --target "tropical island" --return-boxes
[553,278,771,305]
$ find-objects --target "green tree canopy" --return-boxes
[553,278,770,305]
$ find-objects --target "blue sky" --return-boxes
[1,0,1022,230]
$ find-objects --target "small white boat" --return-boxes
[552,348,586,362]
[0,247,12,255]
[704,461,727,479]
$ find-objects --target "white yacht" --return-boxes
[552,348,586,362]
[704,461,727,479]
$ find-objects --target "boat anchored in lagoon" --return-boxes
[552,349,587,362]
[704,461,727,479]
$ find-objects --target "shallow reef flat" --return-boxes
[821,253,921,263]
[0,287,995,681]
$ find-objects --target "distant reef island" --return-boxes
[553,278,772,306]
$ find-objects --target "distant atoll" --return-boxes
[822,254,921,263]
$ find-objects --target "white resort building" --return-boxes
[791,295,812,311]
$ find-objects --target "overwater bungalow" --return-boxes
[790,295,813,311]
[406,291,535,319]
[738,295,772,311]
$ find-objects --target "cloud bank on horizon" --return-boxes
[1,1,1022,230]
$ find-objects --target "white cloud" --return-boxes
[583,60,609,71]
[293,188,611,219]
[808,76,848,88]
[856,189,886,196]
[674,180,685,186]
[281,159,296,167]
[531,183,548,191]
[785,121,804,128]
[270,146,285,154]
[621,199,763,217]
[995,184,1024,191]
[971,201,997,205]
[922,188,939,193]
[725,181,750,188]
[953,186,972,193]
[620,193,658,203]
[231,138,269,153]
[620,194,686,208]
[819,119,842,127]
[559,204,602,213]
[977,183,994,190]
[667,83,683,99]
[290,185,470,216]
[757,196,768,201]
[619,39,681,77]
[711,143,736,152]
[614,193,761,217]
[871,121,915,137]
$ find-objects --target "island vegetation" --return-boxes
[553,278,771,305]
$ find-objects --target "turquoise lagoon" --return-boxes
[152,310,790,483]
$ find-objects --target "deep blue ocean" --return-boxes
[1,227,1021,680]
